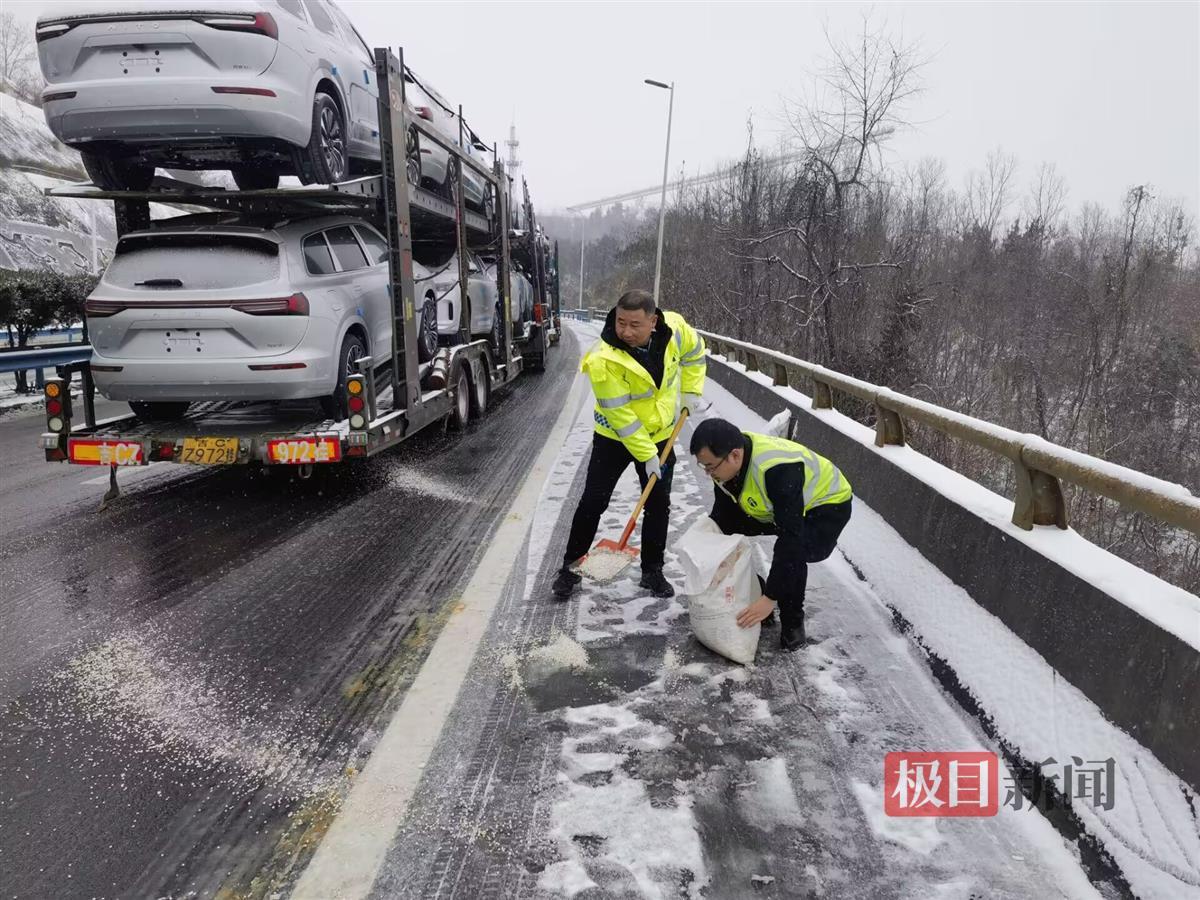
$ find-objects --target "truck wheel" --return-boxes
[490,301,504,354]
[300,92,347,185]
[470,359,490,416]
[130,400,189,421]
[321,331,366,419]
[82,150,155,191]
[417,295,438,362]
[448,361,471,430]
[406,126,422,188]
[444,157,459,203]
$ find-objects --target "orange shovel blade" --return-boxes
[579,540,639,583]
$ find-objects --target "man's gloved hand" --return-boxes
[643,454,663,481]
[682,392,710,418]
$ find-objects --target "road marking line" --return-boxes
[292,367,589,900]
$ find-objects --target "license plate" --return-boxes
[267,437,342,465]
[165,335,202,353]
[180,437,238,465]
[68,439,143,466]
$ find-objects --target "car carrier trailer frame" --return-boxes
[38,47,553,488]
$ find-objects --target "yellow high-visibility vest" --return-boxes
[730,431,852,522]
[581,310,706,461]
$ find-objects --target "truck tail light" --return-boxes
[346,375,367,430]
[45,378,71,434]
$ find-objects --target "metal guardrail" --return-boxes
[699,329,1200,537]
[0,343,92,375]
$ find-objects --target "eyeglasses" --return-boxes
[700,452,730,475]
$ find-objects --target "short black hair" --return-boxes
[615,289,656,316]
[690,418,744,456]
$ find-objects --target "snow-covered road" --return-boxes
[309,322,1200,899]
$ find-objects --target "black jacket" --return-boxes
[709,434,810,599]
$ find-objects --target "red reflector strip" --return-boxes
[267,437,342,465]
[90,365,124,372]
[211,86,277,97]
[68,439,144,466]
[43,90,77,102]
[248,363,307,371]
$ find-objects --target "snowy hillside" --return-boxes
[0,90,199,275]
[0,89,83,179]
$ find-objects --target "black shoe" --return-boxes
[552,567,582,600]
[639,569,675,598]
[780,617,806,652]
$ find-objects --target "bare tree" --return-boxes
[734,14,927,364]
[964,148,1017,237]
[1024,161,1069,234]
[0,11,35,87]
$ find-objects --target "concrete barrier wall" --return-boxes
[707,355,1200,792]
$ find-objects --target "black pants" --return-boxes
[716,499,852,620]
[563,433,676,572]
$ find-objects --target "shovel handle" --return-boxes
[616,409,690,550]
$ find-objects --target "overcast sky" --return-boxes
[12,1,1199,222]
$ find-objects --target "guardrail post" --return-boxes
[812,379,833,409]
[874,399,906,447]
[1012,459,1069,530]
[744,351,759,373]
[772,362,789,387]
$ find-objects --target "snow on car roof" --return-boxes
[40,1,263,23]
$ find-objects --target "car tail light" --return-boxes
[85,298,124,318]
[199,11,278,39]
[232,293,309,316]
[36,21,75,42]
[415,106,434,121]
[211,86,278,98]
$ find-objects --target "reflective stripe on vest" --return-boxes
[738,432,851,522]
[583,310,699,446]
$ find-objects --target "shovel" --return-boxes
[578,409,689,584]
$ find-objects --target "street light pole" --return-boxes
[645,78,674,308]
[578,213,586,310]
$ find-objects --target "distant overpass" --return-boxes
[565,150,806,212]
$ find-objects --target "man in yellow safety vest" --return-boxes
[553,289,707,600]
[690,417,853,651]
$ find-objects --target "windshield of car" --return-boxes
[104,235,280,290]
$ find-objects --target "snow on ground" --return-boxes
[700,368,1200,898]
[707,355,1200,652]
[511,327,1118,898]
[0,90,80,175]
